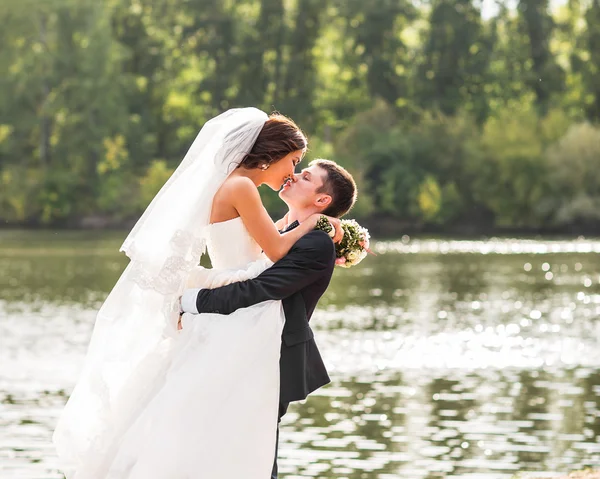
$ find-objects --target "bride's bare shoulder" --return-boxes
[212,176,261,222]
[218,175,259,200]
[211,176,259,222]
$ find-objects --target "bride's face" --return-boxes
[262,149,304,191]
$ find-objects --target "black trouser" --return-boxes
[271,401,289,479]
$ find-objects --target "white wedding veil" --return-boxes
[53,107,269,477]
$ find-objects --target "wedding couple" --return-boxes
[53,107,357,478]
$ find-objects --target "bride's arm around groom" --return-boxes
[181,158,358,321]
[182,228,334,316]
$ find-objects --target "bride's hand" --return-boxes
[311,214,343,243]
[325,216,343,243]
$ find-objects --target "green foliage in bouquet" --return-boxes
[315,216,371,268]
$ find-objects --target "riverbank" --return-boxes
[3,217,600,239]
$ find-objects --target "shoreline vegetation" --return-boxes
[3,215,600,239]
[2,1,600,233]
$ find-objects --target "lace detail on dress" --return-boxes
[128,229,207,295]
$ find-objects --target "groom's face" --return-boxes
[279,164,331,211]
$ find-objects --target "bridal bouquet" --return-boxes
[315,216,372,268]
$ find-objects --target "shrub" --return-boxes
[543,122,600,225]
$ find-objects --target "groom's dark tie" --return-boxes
[279,220,299,234]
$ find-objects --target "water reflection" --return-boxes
[2,231,600,478]
[280,368,600,478]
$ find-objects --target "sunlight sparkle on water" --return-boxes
[3,234,600,478]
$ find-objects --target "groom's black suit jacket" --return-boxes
[193,227,335,403]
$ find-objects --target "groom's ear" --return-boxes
[315,193,332,210]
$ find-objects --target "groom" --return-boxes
[180,158,357,478]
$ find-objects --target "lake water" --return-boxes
[1,230,600,478]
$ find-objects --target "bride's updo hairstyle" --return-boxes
[239,113,307,169]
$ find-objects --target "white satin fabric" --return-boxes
[59,218,284,478]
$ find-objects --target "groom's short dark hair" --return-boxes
[311,159,357,218]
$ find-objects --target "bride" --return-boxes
[53,108,341,478]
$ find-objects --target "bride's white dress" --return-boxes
[72,218,284,478]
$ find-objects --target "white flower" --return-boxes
[347,250,359,261]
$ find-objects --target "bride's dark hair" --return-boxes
[239,112,307,169]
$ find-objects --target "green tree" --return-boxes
[1,0,127,223]
[542,122,600,225]
[279,0,326,125]
[235,0,286,109]
[342,0,415,108]
[471,104,570,227]
[583,0,600,120]
[518,0,566,114]
[485,5,532,114]
[417,0,493,122]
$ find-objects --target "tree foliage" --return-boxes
[1,0,599,231]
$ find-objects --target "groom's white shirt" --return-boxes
[181,289,201,314]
